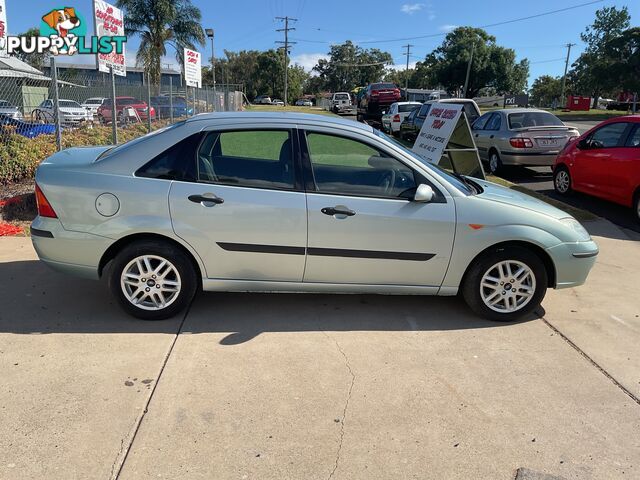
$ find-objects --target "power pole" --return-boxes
[276,16,297,106]
[462,42,475,98]
[403,44,413,97]
[560,43,576,109]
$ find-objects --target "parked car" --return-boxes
[358,82,401,121]
[472,109,579,175]
[272,99,285,106]
[331,92,352,114]
[254,95,272,105]
[81,97,107,115]
[96,97,156,124]
[400,98,481,142]
[553,116,640,222]
[295,99,313,107]
[0,114,56,138]
[150,96,193,118]
[0,100,22,119]
[33,99,93,126]
[381,102,422,136]
[31,112,597,322]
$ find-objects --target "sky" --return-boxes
[5,0,639,86]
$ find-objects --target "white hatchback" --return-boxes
[382,102,422,135]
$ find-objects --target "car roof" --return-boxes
[185,111,374,132]
[493,108,553,114]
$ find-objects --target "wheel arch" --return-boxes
[461,240,556,288]
[98,232,204,281]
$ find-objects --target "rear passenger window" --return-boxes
[136,133,200,181]
[625,125,640,147]
[197,130,294,189]
[485,113,501,130]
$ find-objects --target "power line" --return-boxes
[276,16,297,106]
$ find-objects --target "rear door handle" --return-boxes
[321,206,355,217]
[489,135,495,139]
[188,194,224,205]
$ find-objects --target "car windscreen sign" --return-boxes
[184,48,202,88]
[412,104,463,164]
[94,0,126,76]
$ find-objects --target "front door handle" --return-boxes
[321,206,355,217]
[188,194,224,205]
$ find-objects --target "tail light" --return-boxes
[371,90,380,97]
[509,138,533,148]
[394,88,400,96]
[35,183,57,218]
[393,114,400,122]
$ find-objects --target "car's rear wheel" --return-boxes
[109,240,198,320]
[553,166,572,195]
[634,191,640,224]
[488,151,503,175]
[462,245,548,322]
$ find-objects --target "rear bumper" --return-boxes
[500,151,559,166]
[30,216,112,280]
[546,239,599,289]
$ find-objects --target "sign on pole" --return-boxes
[94,0,126,76]
[0,0,8,58]
[184,48,202,88]
[412,103,485,179]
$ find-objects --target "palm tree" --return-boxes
[117,0,205,87]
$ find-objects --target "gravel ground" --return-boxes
[1,179,34,201]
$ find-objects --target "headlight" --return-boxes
[560,217,590,241]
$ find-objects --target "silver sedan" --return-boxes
[31,112,598,321]
[472,109,580,174]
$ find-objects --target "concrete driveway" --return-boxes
[1,219,639,480]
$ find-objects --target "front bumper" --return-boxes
[546,239,599,289]
[31,216,112,280]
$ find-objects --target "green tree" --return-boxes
[313,41,392,91]
[414,27,529,97]
[529,75,562,107]
[570,6,631,102]
[605,27,640,94]
[117,0,205,87]
[11,28,48,71]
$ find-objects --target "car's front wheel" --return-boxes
[634,191,640,224]
[553,166,572,195]
[462,245,548,322]
[109,240,198,320]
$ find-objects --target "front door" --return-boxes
[301,130,456,287]
[169,128,307,282]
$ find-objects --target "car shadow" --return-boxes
[0,260,542,341]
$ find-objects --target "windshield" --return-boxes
[0,101,11,107]
[508,111,564,129]
[118,98,140,105]
[373,83,396,90]
[97,121,187,161]
[85,99,102,105]
[59,100,81,108]
[374,129,474,195]
[334,94,350,100]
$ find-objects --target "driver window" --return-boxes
[588,122,629,149]
[306,132,416,198]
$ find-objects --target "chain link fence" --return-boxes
[0,59,244,154]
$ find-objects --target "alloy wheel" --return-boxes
[555,170,570,193]
[489,154,500,174]
[479,260,536,313]
[120,255,182,311]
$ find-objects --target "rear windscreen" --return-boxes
[508,112,564,129]
[398,104,420,113]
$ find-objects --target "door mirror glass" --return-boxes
[413,184,434,203]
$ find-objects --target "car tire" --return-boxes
[553,165,572,195]
[461,245,548,322]
[108,240,198,320]
[634,191,640,224]
[488,151,503,175]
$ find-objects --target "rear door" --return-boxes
[300,128,456,287]
[605,123,639,204]
[168,127,307,282]
[471,112,494,160]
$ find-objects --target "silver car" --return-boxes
[0,100,23,119]
[31,112,598,321]
[472,109,579,174]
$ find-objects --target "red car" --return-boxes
[553,116,640,222]
[358,82,401,119]
[96,96,156,124]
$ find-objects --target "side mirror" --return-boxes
[413,184,434,203]
[577,138,589,150]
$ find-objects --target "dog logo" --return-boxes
[41,7,84,55]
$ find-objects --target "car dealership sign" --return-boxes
[94,0,126,76]
[412,103,463,164]
[184,48,202,88]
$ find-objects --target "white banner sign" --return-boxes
[183,48,202,88]
[0,0,8,58]
[412,103,463,164]
[94,0,126,76]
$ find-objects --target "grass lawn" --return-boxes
[245,104,337,116]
